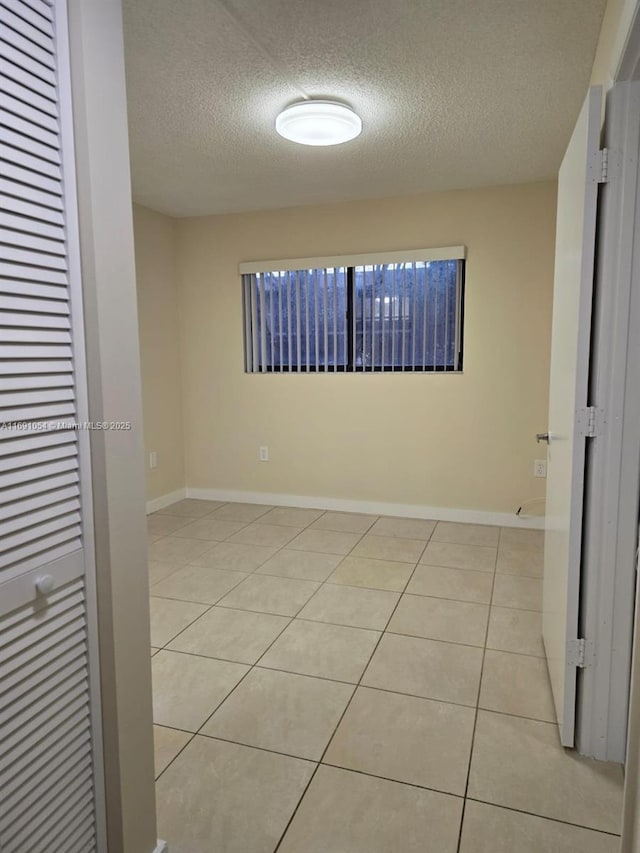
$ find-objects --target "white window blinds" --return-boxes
[241,247,465,372]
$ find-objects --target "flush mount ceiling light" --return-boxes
[275,100,362,146]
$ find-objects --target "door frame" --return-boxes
[56,0,107,847]
[578,7,640,764]
[66,0,159,850]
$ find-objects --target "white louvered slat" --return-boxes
[0,469,78,506]
[2,90,58,135]
[0,404,76,425]
[0,443,77,477]
[12,0,54,22]
[33,790,95,853]
[1,159,62,195]
[0,521,82,571]
[0,426,75,453]
[31,797,94,853]
[0,124,60,164]
[1,0,54,35]
[0,510,80,557]
[0,312,70,330]
[6,735,90,826]
[0,229,65,258]
[1,699,87,771]
[0,20,55,71]
[0,598,84,668]
[0,276,68,303]
[0,292,70,312]
[1,625,84,694]
[0,358,72,376]
[0,679,86,761]
[0,344,72,362]
[0,452,77,486]
[0,73,58,118]
[0,210,63,240]
[3,747,90,839]
[0,586,84,653]
[1,647,86,728]
[1,616,86,685]
[5,755,91,852]
[1,373,73,391]
[0,577,95,848]
[0,295,70,315]
[1,326,70,343]
[42,797,95,853]
[0,456,78,491]
[1,647,86,731]
[0,107,59,150]
[0,192,64,225]
[3,745,91,829]
[0,47,55,93]
[0,484,79,521]
[0,3,54,51]
[1,4,100,850]
[0,175,63,209]
[0,55,56,104]
[31,783,94,852]
[3,752,93,853]
[0,678,86,758]
[0,140,61,181]
[1,620,86,691]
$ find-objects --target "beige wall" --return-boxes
[176,181,556,515]
[134,204,185,502]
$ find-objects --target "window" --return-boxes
[241,247,465,372]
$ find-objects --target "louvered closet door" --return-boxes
[0,0,105,851]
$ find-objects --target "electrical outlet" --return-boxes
[149,451,158,470]
[534,459,547,478]
[259,446,269,462]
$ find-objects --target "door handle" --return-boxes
[536,432,551,444]
[35,574,55,595]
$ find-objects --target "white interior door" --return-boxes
[543,86,604,748]
[0,0,105,849]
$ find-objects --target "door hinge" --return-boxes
[567,638,586,668]
[576,406,603,438]
[599,147,609,183]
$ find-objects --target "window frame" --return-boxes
[241,246,466,374]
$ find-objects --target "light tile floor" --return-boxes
[148,499,623,853]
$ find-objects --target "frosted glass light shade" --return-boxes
[275,100,362,146]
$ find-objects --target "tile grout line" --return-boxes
[154,597,544,659]
[463,797,622,838]
[151,507,554,849]
[155,517,353,781]
[149,509,335,648]
[152,507,348,784]
[270,524,437,852]
[154,609,299,783]
[198,520,374,713]
[455,525,501,853]
[153,645,556,724]
[151,518,479,729]
[156,514,377,784]
[153,723,620,838]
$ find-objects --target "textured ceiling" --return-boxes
[122,0,606,217]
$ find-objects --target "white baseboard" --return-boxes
[153,842,168,853]
[185,487,545,529]
[146,488,187,515]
